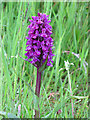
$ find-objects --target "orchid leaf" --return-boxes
[39,55,48,72]
[33,94,39,110]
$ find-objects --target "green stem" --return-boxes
[68,70,74,117]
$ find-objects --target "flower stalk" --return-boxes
[64,60,74,117]
[35,68,41,118]
[35,68,41,97]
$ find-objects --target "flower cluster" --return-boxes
[25,13,54,68]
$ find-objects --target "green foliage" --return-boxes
[1,2,89,118]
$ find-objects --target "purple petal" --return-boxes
[41,33,47,38]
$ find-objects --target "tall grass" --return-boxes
[1,2,89,118]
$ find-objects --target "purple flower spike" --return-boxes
[25,13,54,68]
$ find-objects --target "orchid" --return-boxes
[22,13,54,118]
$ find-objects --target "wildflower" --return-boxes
[25,13,54,68]
[21,13,54,118]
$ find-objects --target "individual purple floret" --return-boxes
[25,13,54,68]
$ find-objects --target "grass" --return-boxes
[1,2,89,118]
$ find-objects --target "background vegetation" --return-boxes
[1,2,89,118]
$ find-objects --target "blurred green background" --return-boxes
[1,2,89,118]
